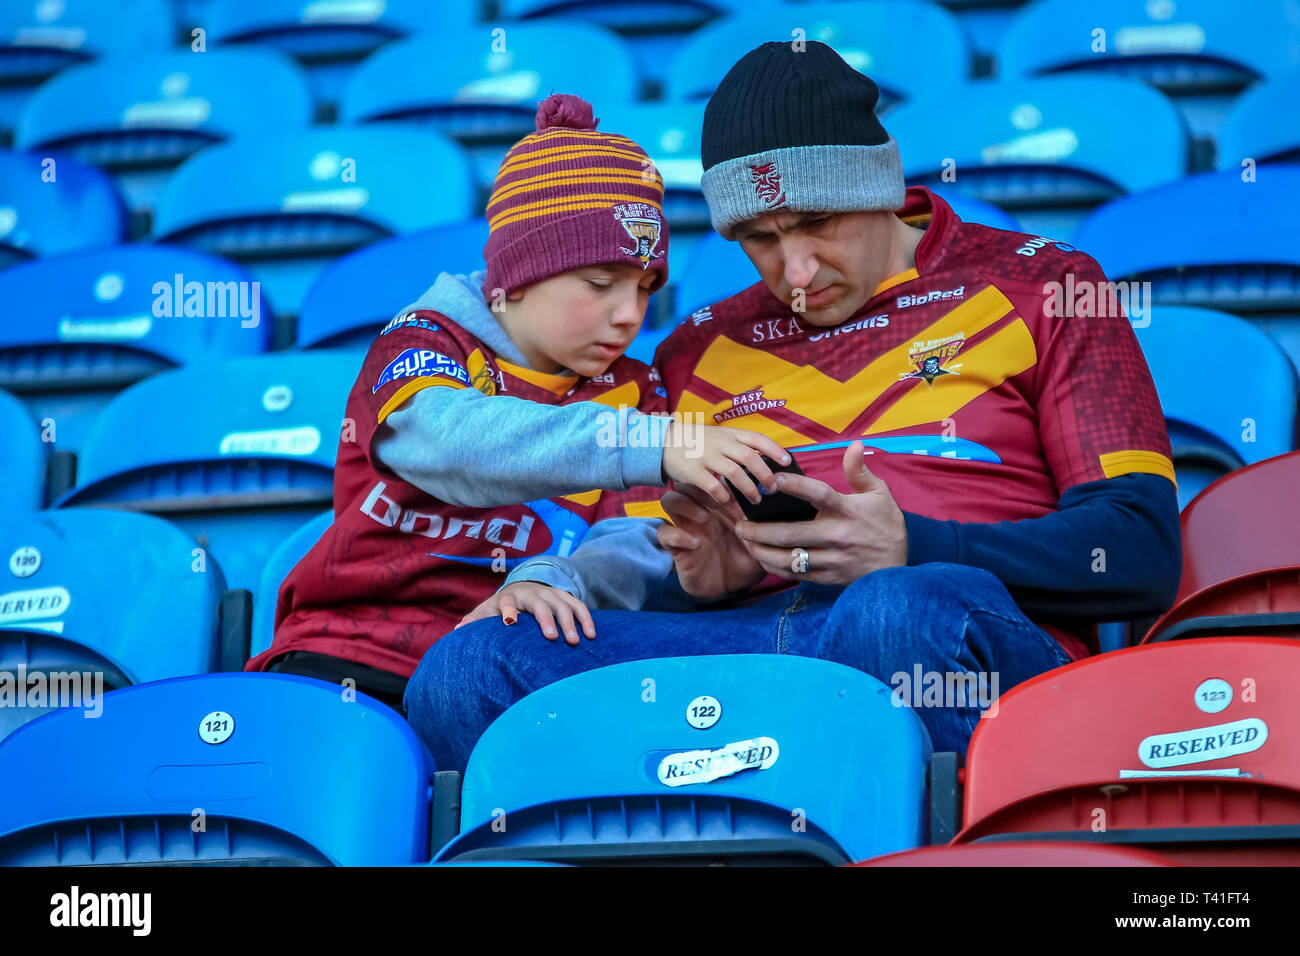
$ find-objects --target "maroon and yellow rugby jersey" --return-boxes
[653,187,1174,659]
[247,313,667,678]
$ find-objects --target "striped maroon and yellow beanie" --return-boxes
[482,93,670,299]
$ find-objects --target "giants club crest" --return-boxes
[749,162,787,208]
[613,202,664,268]
[900,332,965,387]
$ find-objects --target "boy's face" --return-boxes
[512,264,657,376]
[735,210,899,328]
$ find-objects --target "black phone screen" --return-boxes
[725,454,818,523]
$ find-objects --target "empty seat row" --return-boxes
[0,633,1295,865]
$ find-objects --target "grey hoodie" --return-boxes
[372,270,679,611]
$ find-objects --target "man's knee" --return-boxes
[841,563,1006,624]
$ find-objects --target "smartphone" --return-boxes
[725,455,818,523]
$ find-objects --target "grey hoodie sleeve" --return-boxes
[502,516,674,610]
[373,383,671,508]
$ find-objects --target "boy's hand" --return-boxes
[657,487,765,600]
[455,581,595,646]
[662,421,790,506]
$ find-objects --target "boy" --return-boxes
[245,94,788,709]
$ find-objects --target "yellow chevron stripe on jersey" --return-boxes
[466,349,497,395]
[874,267,919,296]
[684,285,1015,434]
[865,317,1037,434]
[1100,449,1178,486]
[376,375,466,424]
[496,358,579,396]
[624,500,670,521]
[675,387,818,448]
[586,380,641,410]
[562,490,603,506]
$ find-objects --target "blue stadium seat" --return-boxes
[597,101,707,233]
[0,0,173,141]
[297,219,488,350]
[251,509,331,659]
[15,48,313,219]
[671,229,758,324]
[152,126,476,317]
[1218,71,1300,170]
[53,351,360,593]
[666,1,969,109]
[1135,305,1298,510]
[928,190,1020,231]
[890,76,1187,239]
[340,22,637,196]
[494,0,756,93]
[0,672,436,865]
[998,0,1300,142]
[934,0,1031,67]
[0,386,44,510]
[1073,166,1300,369]
[208,0,475,113]
[0,245,271,452]
[435,655,931,864]
[0,150,126,268]
[0,509,227,742]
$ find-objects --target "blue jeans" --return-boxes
[403,562,1074,771]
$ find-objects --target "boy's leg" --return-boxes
[404,593,798,771]
[786,563,1073,755]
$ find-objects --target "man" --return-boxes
[403,42,1181,770]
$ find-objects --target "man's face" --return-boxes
[513,263,656,376]
[735,210,899,327]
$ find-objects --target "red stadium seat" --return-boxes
[1144,452,1300,643]
[853,843,1175,867]
[955,639,1300,865]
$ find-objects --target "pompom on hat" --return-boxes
[481,93,670,299]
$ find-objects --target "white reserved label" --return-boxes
[657,736,778,788]
[1119,768,1243,778]
[219,426,321,457]
[57,315,153,341]
[1139,718,1268,768]
[280,187,369,213]
[0,586,70,625]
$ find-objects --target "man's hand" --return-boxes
[455,581,595,646]
[734,441,908,586]
[657,487,766,600]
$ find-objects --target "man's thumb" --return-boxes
[843,441,879,493]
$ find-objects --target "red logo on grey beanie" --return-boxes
[749,162,787,208]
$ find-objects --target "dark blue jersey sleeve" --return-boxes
[903,473,1182,620]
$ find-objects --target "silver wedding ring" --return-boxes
[791,547,810,574]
